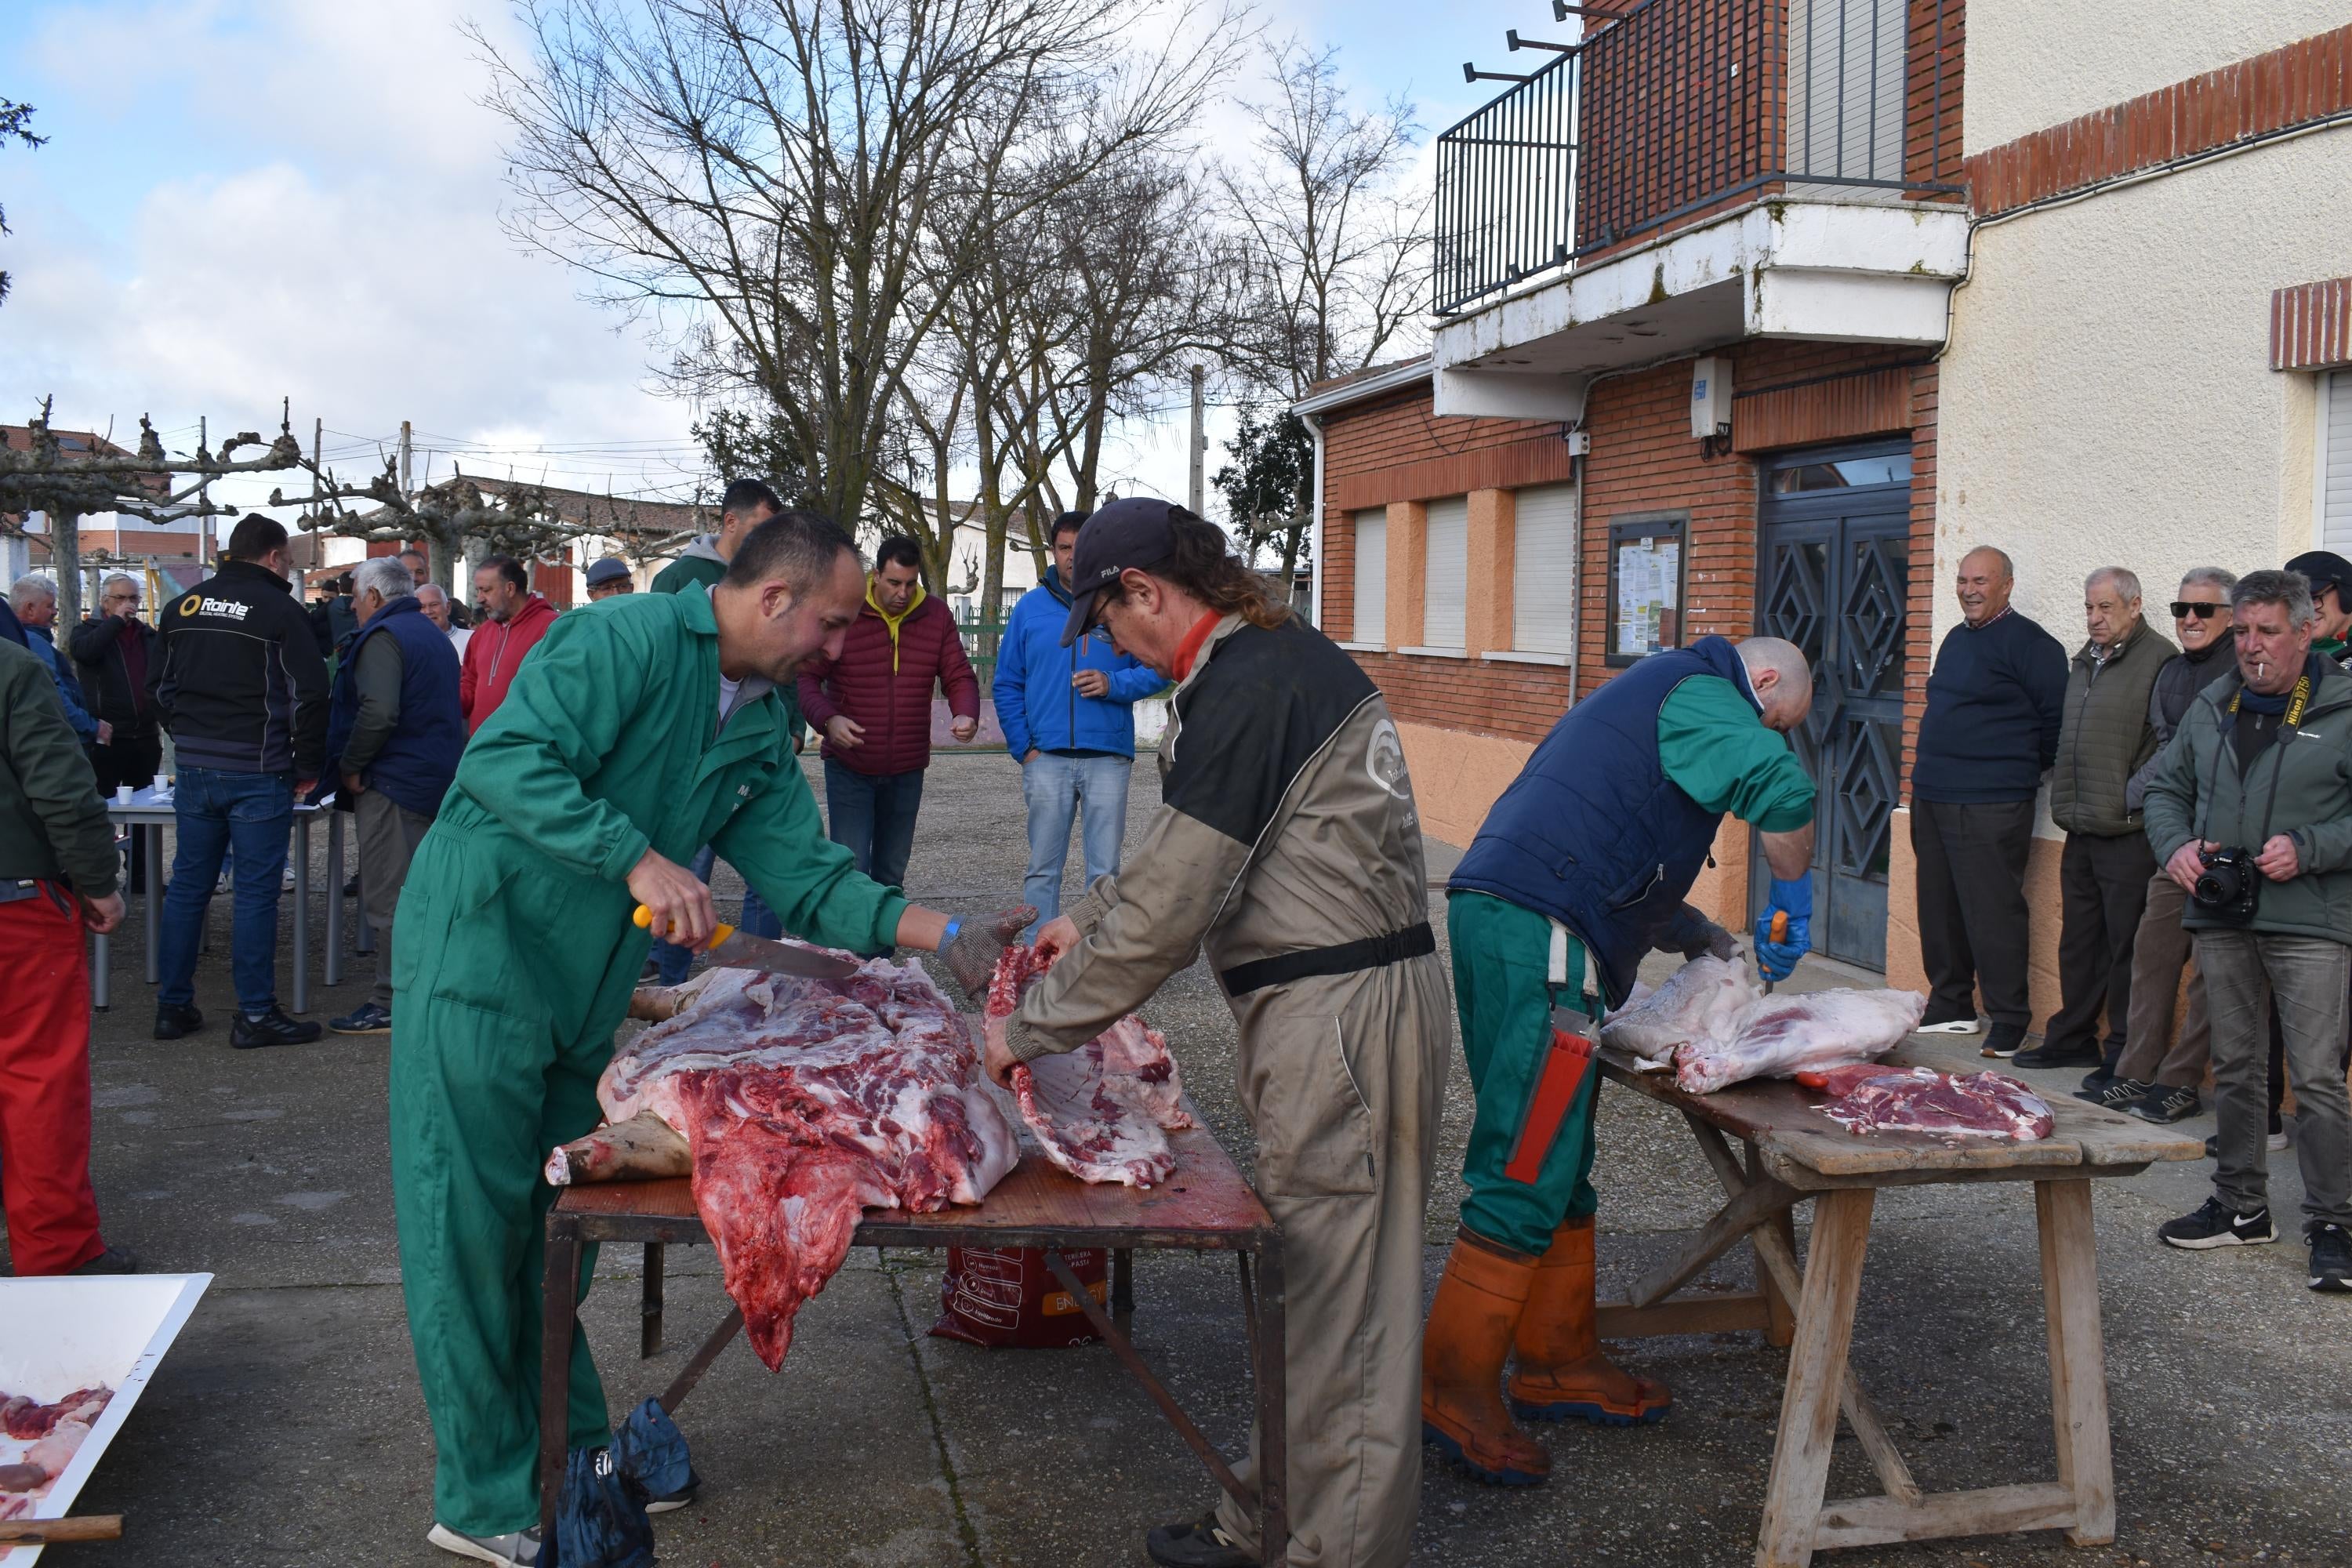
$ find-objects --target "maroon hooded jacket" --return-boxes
[797,586,980,775]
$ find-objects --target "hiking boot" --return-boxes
[1145,1511,1258,1567]
[2012,1037,2101,1070]
[1980,1022,2027,1058]
[1421,1231,1552,1486]
[1916,1009,1982,1036]
[2309,1222,2352,1293]
[2074,1076,2148,1111]
[2158,1196,2276,1250]
[329,1002,394,1036]
[2127,1083,2201,1124]
[232,1007,323,1049]
[154,1002,205,1040]
[426,1524,542,1566]
[71,1245,140,1276]
[1508,1215,1670,1427]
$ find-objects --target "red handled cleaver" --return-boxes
[631,904,862,981]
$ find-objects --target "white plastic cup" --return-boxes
[116,785,135,804]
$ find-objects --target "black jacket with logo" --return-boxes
[151,558,330,776]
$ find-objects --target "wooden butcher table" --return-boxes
[1592,1042,2203,1568]
[539,1106,1288,1559]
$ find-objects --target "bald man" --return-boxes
[1425,634,1817,1488]
[1911,546,2068,1057]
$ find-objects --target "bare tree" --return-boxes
[477,0,1238,540]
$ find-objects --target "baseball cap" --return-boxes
[2284,550,2352,599]
[584,557,632,589]
[1058,497,1191,648]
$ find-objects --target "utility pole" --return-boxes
[399,419,413,499]
[1188,364,1207,516]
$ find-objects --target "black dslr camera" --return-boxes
[2193,846,2261,926]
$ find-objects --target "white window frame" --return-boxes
[2319,369,2352,550]
[1345,510,1387,650]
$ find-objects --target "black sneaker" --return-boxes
[2158,1196,2277,1250]
[153,1002,205,1040]
[1980,1022,2027,1058]
[2013,1037,2102,1070]
[2309,1222,2352,1292]
[329,1002,393,1035]
[2074,1076,2148,1110]
[231,1007,324,1049]
[2127,1083,2201,1124]
[1145,1512,1258,1568]
[71,1245,140,1275]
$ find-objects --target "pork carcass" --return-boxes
[1672,987,1926,1094]
[593,955,1022,1370]
[1802,1065,2055,1141]
[1600,956,1761,1064]
[989,945,1192,1187]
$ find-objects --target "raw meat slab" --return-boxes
[1674,987,1926,1094]
[989,945,1192,1188]
[1601,956,1761,1065]
[1810,1066,2056,1142]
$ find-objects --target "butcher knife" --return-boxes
[631,905,862,981]
[1759,909,1788,995]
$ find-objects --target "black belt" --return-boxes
[1219,922,1436,997]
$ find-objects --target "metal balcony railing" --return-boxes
[1434,0,1962,316]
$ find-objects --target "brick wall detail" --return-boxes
[1732,365,1916,452]
[2272,276,2352,371]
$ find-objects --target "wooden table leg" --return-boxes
[641,1241,666,1359]
[1754,1187,1875,1568]
[2036,1180,2116,1545]
[539,1216,583,1544]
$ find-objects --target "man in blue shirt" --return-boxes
[6,574,100,746]
[993,512,1162,935]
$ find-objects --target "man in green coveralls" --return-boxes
[391,511,1021,1566]
[1425,635,1817,1486]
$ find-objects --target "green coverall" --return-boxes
[390,589,907,1537]
[1452,676,1816,1254]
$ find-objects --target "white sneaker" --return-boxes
[1916,1015,1983,1036]
[2270,1128,2292,1152]
[281,863,297,890]
[427,1523,542,1566]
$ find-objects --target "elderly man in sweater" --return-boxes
[2014,568,2177,1070]
[1909,546,2070,1058]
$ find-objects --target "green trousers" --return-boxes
[1447,891,1602,1257]
[390,829,635,1537]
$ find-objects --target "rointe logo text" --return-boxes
[197,597,252,620]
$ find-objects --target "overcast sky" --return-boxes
[0,0,1537,523]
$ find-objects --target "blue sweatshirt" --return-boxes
[1911,608,2070,804]
[992,566,1163,760]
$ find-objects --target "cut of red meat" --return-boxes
[597,953,1022,1370]
[989,945,1192,1188]
[1815,1066,2055,1142]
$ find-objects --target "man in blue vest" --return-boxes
[1423,634,1818,1486]
[322,556,465,1036]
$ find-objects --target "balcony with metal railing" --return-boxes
[1428,0,1970,419]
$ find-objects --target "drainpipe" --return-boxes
[1301,409,1326,626]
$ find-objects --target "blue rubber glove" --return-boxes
[1754,876,1813,982]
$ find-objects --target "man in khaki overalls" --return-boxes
[984,499,1449,1568]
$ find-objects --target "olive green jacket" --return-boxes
[2143,653,2352,945]
[2051,620,2175,837]
[0,638,119,894]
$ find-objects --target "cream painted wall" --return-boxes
[1962,0,2351,152]
[1935,136,2352,837]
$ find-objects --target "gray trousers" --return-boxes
[358,789,434,1009]
[2195,929,2352,1229]
[2115,872,2210,1089]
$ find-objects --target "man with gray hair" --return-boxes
[319,556,464,1036]
[5,572,100,746]
[415,583,470,659]
[2016,567,2176,1069]
[2143,568,2352,1290]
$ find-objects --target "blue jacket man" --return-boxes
[2,581,100,745]
[320,558,464,1035]
[993,513,1163,930]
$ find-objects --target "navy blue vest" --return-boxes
[1450,637,1755,1007]
[325,595,464,817]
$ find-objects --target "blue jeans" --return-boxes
[1021,753,1132,932]
[646,847,787,985]
[158,766,293,1014]
[823,760,924,891]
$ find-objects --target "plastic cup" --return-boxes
[116,785,135,804]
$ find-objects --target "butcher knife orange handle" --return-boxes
[0,1515,125,1544]
[633,903,735,951]
[1769,910,1788,943]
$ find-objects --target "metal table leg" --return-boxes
[325,809,344,987]
[91,927,110,1010]
[539,1216,583,1544]
[144,823,164,985]
[1255,1236,1288,1567]
[291,814,312,1014]
[354,823,374,956]
[641,1242,666,1358]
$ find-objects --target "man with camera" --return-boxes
[2142,568,2352,1291]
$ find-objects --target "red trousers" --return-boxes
[0,887,105,1274]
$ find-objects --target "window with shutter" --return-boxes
[1512,483,1577,655]
[1423,496,1468,649]
[2323,372,2352,552]
[1351,512,1387,645]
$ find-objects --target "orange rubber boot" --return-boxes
[1419,1232,1552,1486]
[1507,1216,1671,1425]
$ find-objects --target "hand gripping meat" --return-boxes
[987,944,1193,1187]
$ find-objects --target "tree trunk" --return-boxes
[51,509,82,623]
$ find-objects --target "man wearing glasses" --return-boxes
[70,574,165,888]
